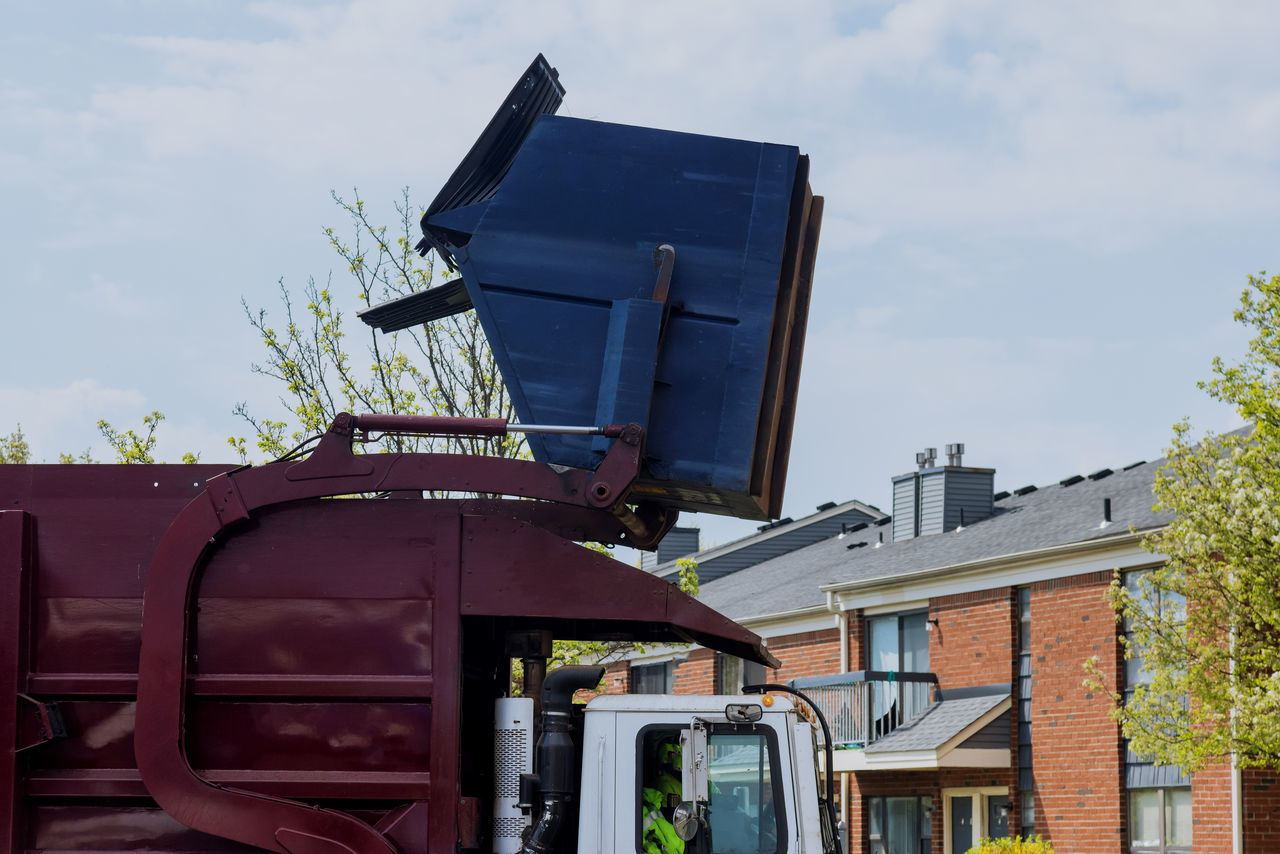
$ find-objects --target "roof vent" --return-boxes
[1059,475,1084,487]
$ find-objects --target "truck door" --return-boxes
[630,721,789,854]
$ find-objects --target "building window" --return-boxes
[865,611,930,673]
[1017,587,1034,838]
[866,611,930,729]
[867,795,931,854]
[632,661,673,694]
[717,653,767,694]
[1121,570,1189,790]
[1129,788,1191,854]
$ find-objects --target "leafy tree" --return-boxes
[231,189,522,462]
[1101,272,1280,770]
[1,426,31,463]
[98,411,198,464]
[2,424,95,464]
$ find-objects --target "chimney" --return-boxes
[639,526,700,571]
[892,443,995,542]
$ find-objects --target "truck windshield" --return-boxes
[706,729,784,854]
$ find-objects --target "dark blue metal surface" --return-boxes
[424,115,817,519]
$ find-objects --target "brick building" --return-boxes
[609,448,1280,853]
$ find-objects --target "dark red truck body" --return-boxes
[1,437,769,854]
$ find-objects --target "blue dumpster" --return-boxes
[362,57,821,520]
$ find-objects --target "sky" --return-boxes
[3,0,1277,550]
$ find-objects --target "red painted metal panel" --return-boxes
[2,511,34,854]
[2,425,774,853]
[459,514,778,666]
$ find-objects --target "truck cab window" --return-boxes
[639,728,688,854]
[707,729,784,854]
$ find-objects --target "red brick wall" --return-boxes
[672,647,715,694]
[849,611,865,672]
[603,660,629,694]
[1244,767,1280,853]
[1193,762,1233,853]
[768,627,843,684]
[1030,571,1126,853]
[929,587,1016,693]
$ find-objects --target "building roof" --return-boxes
[864,691,1009,754]
[647,498,886,583]
[697,456,1171,623]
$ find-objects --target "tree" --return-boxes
[1,426,31,463]
[2,424,95,464]
[98,411,197,464]
[1101,272,1280,770]
[231,189,523,463]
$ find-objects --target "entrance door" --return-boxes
[987,795,1011,840]
[950,797,972,854]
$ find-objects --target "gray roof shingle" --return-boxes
[696,457,1171,622]
[863,690,1010,753]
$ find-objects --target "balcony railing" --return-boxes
[790,670,938,747]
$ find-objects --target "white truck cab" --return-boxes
[575,694,835,854]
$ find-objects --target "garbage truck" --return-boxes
[1,56,832,854]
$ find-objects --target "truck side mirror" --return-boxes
[671,802,700,842]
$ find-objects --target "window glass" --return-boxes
[707,732,780,854]
[1125,649,1149,687]
[1018,587,1031,653]
[866,796,929,854]
[868,797,884,854]
[1164,788,1191,847]
[1129,790,1160,848]
[633,662,672,694]
[717,655,743,695]
[884,798,916,854]
[716,655,767,694]
[868,616,899,671]
[900,613,929,672]
[638,728,685,854]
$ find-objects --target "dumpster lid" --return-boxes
[416,53,564,270]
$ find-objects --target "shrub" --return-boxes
[965,835,1054,854]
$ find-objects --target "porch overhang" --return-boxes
[832,690,1011,773]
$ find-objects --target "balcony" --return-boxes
[790,672,1014,772]
[790,670,938,747]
